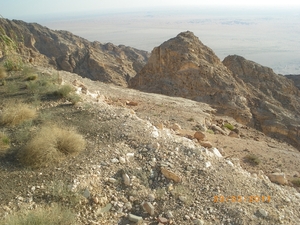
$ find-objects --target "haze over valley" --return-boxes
[36,7,300,75]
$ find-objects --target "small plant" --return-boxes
[0,204,77,225]
[224,123,235,130]
[67,93,81,105]
[0,66,7,79]
[53,84,74,98]
[0,102,37,126]
[4,57,23,71]
[19,124,86,168]
[25,74,38,81]
[206,129,214,134]
[244,154,260,165]
[0,132,10,153]
[187,117,194,122]
[291,178,300,187]
[5,80,19,93]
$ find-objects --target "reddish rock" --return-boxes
[194,131,206,141]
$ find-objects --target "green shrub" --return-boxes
[0,204,77,225]
[53,84,74,98]
[206,129,214,134]
[223,123,235,130]
[4,58,23,71]
[244,154,260,165]
[67,93,81,105]
[19,125,86,168]
[0,102,37,126]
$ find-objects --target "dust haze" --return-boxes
[40,6,300,75]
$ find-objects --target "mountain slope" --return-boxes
[0,18,149,86]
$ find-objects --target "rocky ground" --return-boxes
[1,66,299,225]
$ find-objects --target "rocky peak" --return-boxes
[130,32,300,149]
[130,31,252,124]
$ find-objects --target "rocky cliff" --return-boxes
[0,18,149,86]
[130,31,300,149]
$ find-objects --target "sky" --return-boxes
[1,0,300,20]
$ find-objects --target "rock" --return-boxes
[194,131,206,141]
[119,157,126,164]
[108,178,117,183]
[111,158,119,163]
[148,194,155,201]
[157,216,169,224]
[126,153,135,161]
[193,219,205,225]
[96,203,112,216]
[200,141,213,148]
[172,123,182,131]
[268,172,288,185]
[126,101,138,106]
[161,167,182,183]
[211,125,227,135]
[82,189,90,199]
[72,79,88,94]
[123,173,131,186]
[211,148,222,157]
[257,209,268,218]
[128,213,143,224]
[166,211,174,219]
[228,131,239,138]
[142,202,155,216]
[205,161,212,168]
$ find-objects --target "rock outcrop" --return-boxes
[0,18,149,86]
[130,31,300,149]
[286,74,300,90]
[223,55,300,149]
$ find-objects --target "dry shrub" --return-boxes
[0,204,77,225]
[0,66,7,79]
[0,102,37,126]
[19,125,86,168]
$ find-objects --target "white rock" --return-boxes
[123,173,131,186]
[205,161,212,168]
[126,153,135,161]
[211,148,222,158]
[111,158,119,163]
[226,160,234,167]
[119,157,126,164]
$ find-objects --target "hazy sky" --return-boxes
[1,0,300,20]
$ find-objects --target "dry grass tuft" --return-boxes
[0,102,37,126]
[0,66,7,79]
[0,204,77,225]
[19,125,86,168]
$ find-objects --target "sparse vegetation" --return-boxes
[223,123,235,130]
[0,132,10,153]
[25,74,38,81]
[19,125,86,168]
[206,129,214,134]
[291,178,300,187]
[0,102,37,126]
[244,153,260,165]
[67,93,82,105]
[0,66,7,79]
[0,204,77,225]
[4,57,23,71]
[53,84,74,98]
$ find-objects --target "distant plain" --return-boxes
[39,7,300,75]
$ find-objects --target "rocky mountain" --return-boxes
[130,31,300,149]
[0,18,149,86]
[286,75,300,90]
